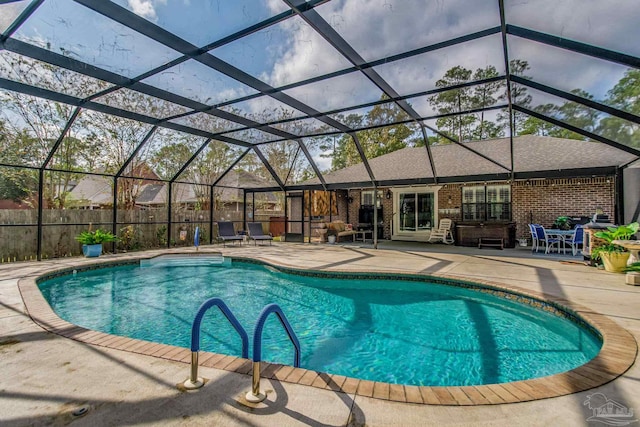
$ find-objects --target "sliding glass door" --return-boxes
[399,192,434,232]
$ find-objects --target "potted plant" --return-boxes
[75,229,118,257]
[552,216,572,230]
[591,222,639,273]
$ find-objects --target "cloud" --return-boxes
[263,17,353,88]
[127,0,164,21]
[262,0,505,111]
[247,0,637,127]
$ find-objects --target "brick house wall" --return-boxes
[511,177,615,238]
[343,176,616,241]
[345,189,393,239]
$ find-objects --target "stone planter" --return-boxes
[82,244,103,257]
[626,272,640,286]
[600,252,630,273]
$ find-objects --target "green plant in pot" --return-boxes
[552,216,572,230]
[75,228,118,257]
[624,262,640,272]
[592,222,639,273]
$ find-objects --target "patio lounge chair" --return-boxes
[427,219,454,244]
[247,222,273,246]
[217,221,243,247]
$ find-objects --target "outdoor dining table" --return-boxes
[545,229,576,254]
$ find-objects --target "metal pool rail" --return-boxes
[246,303,300,403]
[183,298,248,389]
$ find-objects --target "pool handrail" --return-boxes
[247,303,300,402]
[184,297,248,389]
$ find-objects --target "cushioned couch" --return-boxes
[326,220,356,242]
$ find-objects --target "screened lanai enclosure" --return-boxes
[0,0,639,260]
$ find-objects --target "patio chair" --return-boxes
[528,224,540,252]
[566,225,584,256]
[217,221,243,247]
[427,218,454,244]
[247,222,273,246]
[533,224,561,254]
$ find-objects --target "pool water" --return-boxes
[39,261,601,386]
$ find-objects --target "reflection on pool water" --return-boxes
[39,261,601,386]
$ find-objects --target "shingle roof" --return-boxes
[67,175,112,206]
[316,136,637,184]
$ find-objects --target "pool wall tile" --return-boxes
[404,385,424,404]
[284,367,307,383]
[298,370,319,386]
[340,377,360,394]
[486,384,519,403]
[458,386,490,405]
[261,362,282,379]
[447,387,473,405]
[433,388,457,405]
[357,380,375,397]
[373,382,390,400]
[326,374,347,391]
[273,365,294,381]
[212,355,237,370]
[475,386,504,404]
[419,387,441,404]
[389,384,405,402]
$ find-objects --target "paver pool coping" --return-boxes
[18,252,637,406]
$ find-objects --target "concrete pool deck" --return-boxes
[1,242,638,426]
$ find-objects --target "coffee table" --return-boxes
[356,230,373,242]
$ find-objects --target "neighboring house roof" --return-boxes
[67,170,279,208]
[216,170,280,202]
[67,175,113,206]
[315,136,638,185]
[137,183,201,206]
[136,184,167,205]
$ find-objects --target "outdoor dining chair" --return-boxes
[528,224,540,252]
[533,224,562,254]
[566,225,584,256]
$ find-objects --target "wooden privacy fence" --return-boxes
[0,208,283,262]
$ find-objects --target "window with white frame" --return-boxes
[462,185,511,221]
[361,190,382,208]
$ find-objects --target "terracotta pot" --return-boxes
[600,252,630,273]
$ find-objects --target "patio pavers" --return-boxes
[1,242,639,425]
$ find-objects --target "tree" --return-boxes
[0,120,37,203]
[429,66,476,143]
[472,66,504,140]
[429,65,505,143]
[496,59,534,135]
[519,89,598,141]
[320,96,414,170]
[598,69,640,149]
[519,104,561,136]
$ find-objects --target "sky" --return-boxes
[1,0,638,172]
[6,0,637,111]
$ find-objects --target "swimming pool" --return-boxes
[38,259,601,387]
